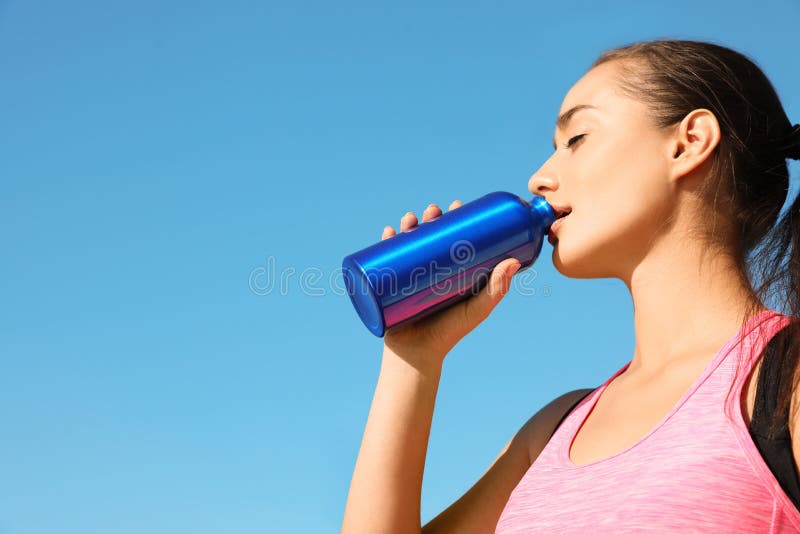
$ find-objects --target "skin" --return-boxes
[527,60,785,467]
[342,59,795,533]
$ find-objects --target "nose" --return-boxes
[528,166,559,197]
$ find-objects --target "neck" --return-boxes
[622,233,765,376]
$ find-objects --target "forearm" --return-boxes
[341,345,444,534]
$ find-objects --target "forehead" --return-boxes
[558,61,636,122]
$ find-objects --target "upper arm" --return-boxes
[421,388,595,534]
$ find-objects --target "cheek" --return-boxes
[576,135,669,218]
[563,141,671,254]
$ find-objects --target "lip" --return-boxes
[548,214,569,243]
[548,202,572,219]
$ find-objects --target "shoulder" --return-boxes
[522,388,596,464]
[790,384,800,468]
[420,388,594,533]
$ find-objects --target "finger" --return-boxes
[463,258,521,325]
[422,203,443,222]
[448,200,462,211]
[382,225,396,240]
[400,211,418,232]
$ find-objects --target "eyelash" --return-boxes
[564,134,586,149]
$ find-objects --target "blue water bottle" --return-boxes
[342,192,556,337]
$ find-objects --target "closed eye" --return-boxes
[565,134,586,149]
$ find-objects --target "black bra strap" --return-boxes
[749,331,800,510]
[549,389,594,441]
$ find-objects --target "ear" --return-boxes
[668,109,722,184]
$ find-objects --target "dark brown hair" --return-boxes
[591,39,800,439]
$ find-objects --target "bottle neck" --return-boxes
[529,195,556,234]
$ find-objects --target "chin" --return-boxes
[551,240,619,279]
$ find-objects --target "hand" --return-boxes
[380,200,522,366]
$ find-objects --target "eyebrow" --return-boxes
[552,104,597,149]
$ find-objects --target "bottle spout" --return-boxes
[529,195,556,234]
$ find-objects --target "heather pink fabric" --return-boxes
[495,309,800,533]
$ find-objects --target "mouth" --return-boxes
[547,206,571,243]
[549,205,571,229]
[554,209,571,220]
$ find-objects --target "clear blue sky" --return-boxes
[1,1,799,532]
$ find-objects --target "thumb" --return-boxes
[462,259,521,326]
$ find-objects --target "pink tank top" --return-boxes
[495,309,800,532]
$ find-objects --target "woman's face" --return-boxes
[529,60,676,280]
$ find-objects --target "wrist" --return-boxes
[381,342,446,379]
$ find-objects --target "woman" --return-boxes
[342,39,800,532]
